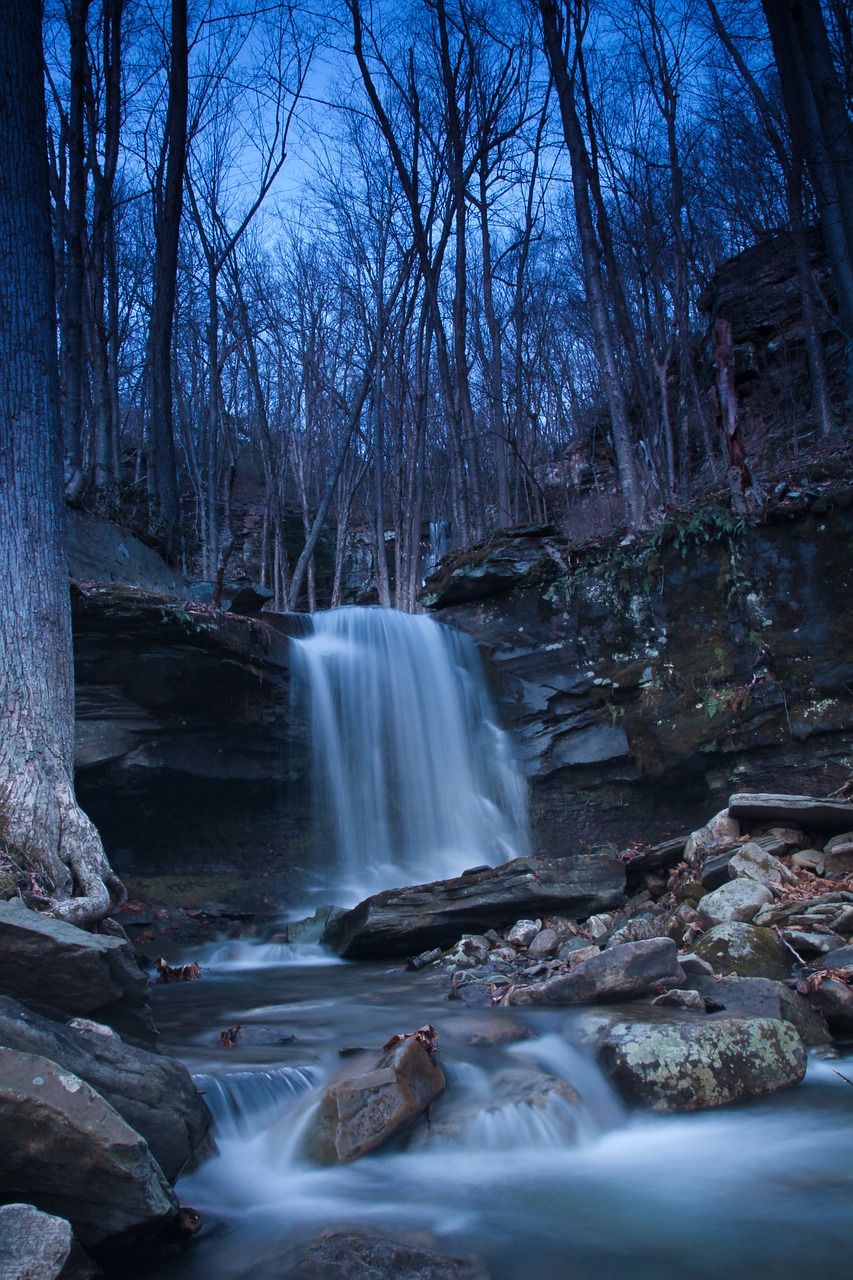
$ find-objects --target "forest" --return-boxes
[38,0,853,612]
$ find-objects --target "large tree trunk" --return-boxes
[0,0,123,926]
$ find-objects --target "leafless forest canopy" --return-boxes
[45,0,853,609]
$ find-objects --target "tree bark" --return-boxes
[0,0,123,925]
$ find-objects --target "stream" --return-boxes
[135,939,853,1280]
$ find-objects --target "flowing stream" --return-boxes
[139,949,853,1280]
[290,606,530,902]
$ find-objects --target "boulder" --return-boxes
[822,831,853,876]
[322,855,625,959]
[596,1017,807,1111]
[292,1231,488,1280]
[505,938,683,1006]
[684,810,740,866]
[728,841,798,887]
[412,1068,580,1148]
[686,922,791,979]
[0,1048,177,1249]
[651,988,705,1010]
[697,879,773,926]
[0,900,156,1049]
[806,978,853,1032]
[0,1204,88,1280]
[308,1033,445,1164]
[0,997,214,1181]
[686,975,831,1044]
[728,793,853,833]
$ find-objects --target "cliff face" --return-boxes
[424,493,853,855]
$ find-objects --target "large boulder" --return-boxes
[321,855,626,959]
[0,1203,97,1280]
[686,975,831,1045]
[292,1231,488,1280]
[411,1068,580,1148]
[596,1017,807,1111]
[0,997,214,1180]
[0,900,156,1048]
[505,938,683,1005]
[0,1048,177,1250]
[686,922,791,979]
[727,793,853,833]
[697,878,772,926]
[308,1033,445,1164]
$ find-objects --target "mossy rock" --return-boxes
[686,922,790,979]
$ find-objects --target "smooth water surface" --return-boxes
[139,947,853,1280]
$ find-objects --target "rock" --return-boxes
[308,1034,445,1164]
[781,929,847,955]
[679,955,715,977]
[822,831,853,875]
[820,944,853,967]
[686,976,831,1044]
[791,850,825,874]
[292,1230,488,1280]
[698,847,739,890]
[528,927,559,957]
[0,900,156,1049]
[767,826,809,852]
[405,948,444,971]
[66,509,188,597]
[728,841,798,887]
[651,988,705,1010]
[562,944,600,967]
[728,793,853,833]
[597,1017,807,1111]
[606,915,670,947]
[451,1018,535,1048]
[443,936,492,968]
[697,879,773,926]
[321,855,626,959]
[505,938,683,1006]
[684,810,740,866]
[0,1204,75,1280]
[806,979,853,1032]
[0,1048,177,1249]
[506,919,541,947]
[687,922,791,979]
[0,997,213,1181]
[414,1068,580,1148]
[218,1024,295,1047]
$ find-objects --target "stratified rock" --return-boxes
[322,855,625,959]
[0,1204,78,1280]
[686,975,831,1045]
[505,938,683,1006]
[0,997,213,1181]
[308,1034,445,1164]
[292,1230,488,1280]
[597,1017,806,1111]
[686,922,791,979]
[0,1048,177,1249]
[728,793,853,833]
[684,810,740,866]
[697,879,772,926]
[0,900,156,1049]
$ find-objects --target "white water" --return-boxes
[291,606,530,901]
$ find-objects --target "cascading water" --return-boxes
[291,606,529,901]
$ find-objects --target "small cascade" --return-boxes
[291,606,529,900]
[195,1064,322,1141]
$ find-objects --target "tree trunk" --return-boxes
[0,0,122,926]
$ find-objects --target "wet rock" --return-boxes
[597,1017,807,1111]
[528,927,559,957]
[0,1048,177,1249]
[506,919,541,947]
[651,988,705,1010]
[309,1034,445,1164]
[443,937,492,968]
[728,793,853,834]
[686,976,831,1044]
[292,1230,488,1280]
[322,855,625,959]
[805,979,853,1032]
[686,922,791,979]
[405,948,444,971]
[728,842,798,887]
[220,1024,296,1047]
[452,1017,535,1048]
[506,938,683,1006]
[697,879,773,926]
[0,997,213,1181]
[414,1068,580,1148]
[0,900,156,1049]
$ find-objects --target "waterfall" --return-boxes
[291,606,529,901]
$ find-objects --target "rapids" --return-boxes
[135,947,853,1280]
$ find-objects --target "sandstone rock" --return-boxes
[597,1017,806,1111]
[0,997,213,1181]
[322,855,626,959]
[687,922,791,979]
[505,938,683,1006]
[309,1034,445,1164]
[686,975,831,1044]
[0,1048,177,1249]
[292,1231,488,1280]
[698,879,773,926]
[728,793,853,833]
[506,919,541,947]
[0,900,156,1049]
[528,928,559,956]
[728,841,797,887]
